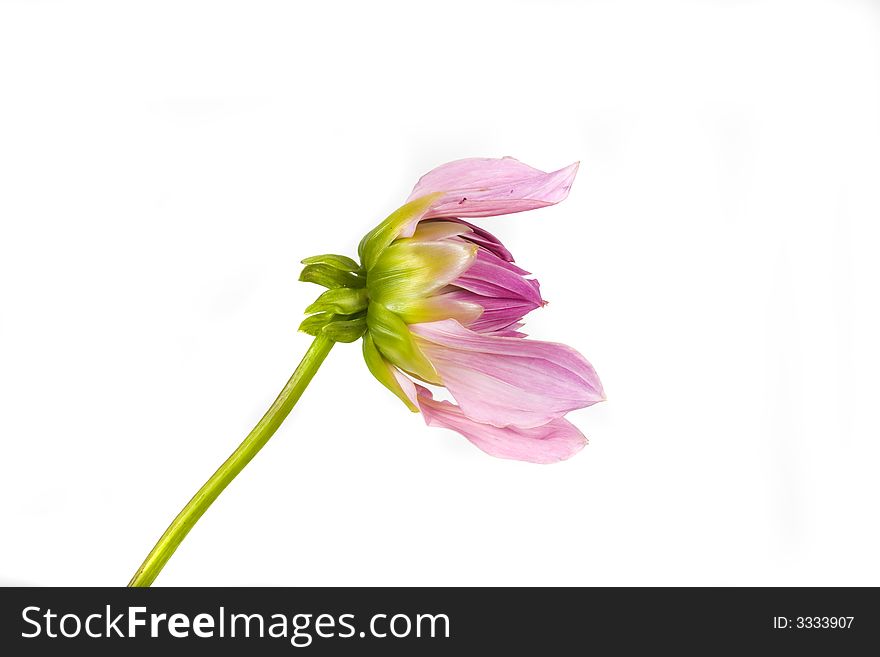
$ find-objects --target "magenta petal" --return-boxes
[410,320,605,429]
[407,157,579,220]
[417,386,587,463]
[488,328,527,338]
[443,290,540,333]
[486,322,527,338]
[453,249,544,307]
[445,219,515,262]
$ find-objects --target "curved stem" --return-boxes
[127,335,335,587]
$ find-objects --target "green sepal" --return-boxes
[366,302,440,384]
[299,263,365,289]
[304,287,369,316]
[300,253,361,272]
[320,316,367,343]
[298,312,336,336]
[358,193,443,271]
[368,239,477,307]
[362,333,420,412]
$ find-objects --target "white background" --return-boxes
[1,0,878,586]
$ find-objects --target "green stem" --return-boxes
[127,335,335,587]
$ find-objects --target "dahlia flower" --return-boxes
[128,157,604,586]
[300,157,604,463]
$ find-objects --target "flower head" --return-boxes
[300,157,604,463]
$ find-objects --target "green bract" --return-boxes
[298,252,368,342]
[357,193,443,270]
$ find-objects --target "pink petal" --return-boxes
[486,322,527,338]
[407,157,579,220]
[453,248,543,307]
[442,289,540,333]
[392,367,420,408]
[446,219,515,262]
[416,386,587,464]
[410,319,605,429]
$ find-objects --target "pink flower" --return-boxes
[301,157,604,463]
